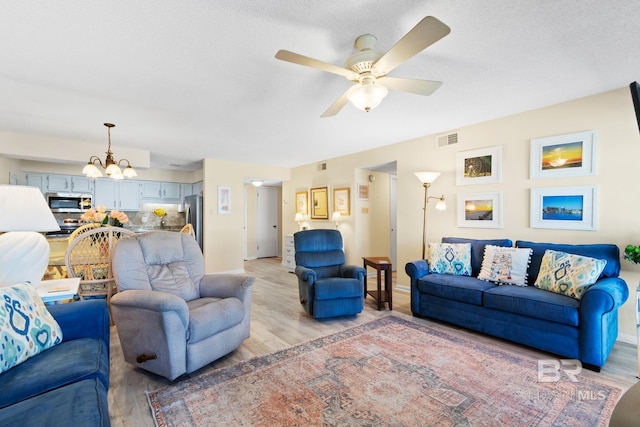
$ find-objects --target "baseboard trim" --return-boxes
[618,332,637,345]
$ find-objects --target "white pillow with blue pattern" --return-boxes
[0,283,63,373]
[533,250,607,299]
[426,242,472,276]
[478,245,532,286]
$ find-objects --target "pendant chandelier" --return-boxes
[82,123,137,179]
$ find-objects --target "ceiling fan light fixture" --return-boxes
[346,82,388,112]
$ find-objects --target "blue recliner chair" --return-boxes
[294,229,366,319]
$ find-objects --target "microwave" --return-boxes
[46,193,93,213]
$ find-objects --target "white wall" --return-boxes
[287,87,640,341]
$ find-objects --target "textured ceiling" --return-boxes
[1,1,639,171]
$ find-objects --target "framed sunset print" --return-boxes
[530,130,596,179]
[457,192,503,228]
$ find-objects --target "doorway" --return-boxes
[256,186,279,258]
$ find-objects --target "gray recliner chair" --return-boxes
[111,231,254,380]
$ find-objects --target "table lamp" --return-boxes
[0,185,60,286]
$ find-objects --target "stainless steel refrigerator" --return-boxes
[183,194,203,250]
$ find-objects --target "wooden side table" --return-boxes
[363,256,392,310]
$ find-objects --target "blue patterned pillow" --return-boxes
[427,243,472,275]
[533,250,607,299]
[0,283,63,373]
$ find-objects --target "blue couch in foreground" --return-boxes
[0,299,111,426]
[405,237,629,370]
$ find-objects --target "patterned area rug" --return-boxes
[147,316,620,426]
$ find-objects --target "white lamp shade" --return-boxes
[331,212,342,222]
[435,199,447,211]
[347,83,388,111]
[414,171,441,184]
[123,166,137,178]
[105,163,123,178]
[82,163,103,178]
[294,213,304,222]
[0,185,59,232]
[0,185,59,286]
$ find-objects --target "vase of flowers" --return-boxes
[81,205,129,227]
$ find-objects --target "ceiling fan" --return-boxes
[275,16,450,118]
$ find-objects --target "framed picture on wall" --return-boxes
[218,186,231,215]
[333,187,350,216]
[530,130,596,179]
[530,185,597,230]
[456,146,502,185]
[357,184,369,201]
[295,191,308,215]
[457,192,503,228]
[310,187,329,219]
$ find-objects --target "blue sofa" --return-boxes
[0,300,111,426]
[405,237,629,369]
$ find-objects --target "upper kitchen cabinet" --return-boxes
[22,173,93,194]
[94,179,140,211]
[140,181,182,203]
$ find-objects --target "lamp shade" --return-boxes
[294,213,304,222]
[414,171,441,184]
[0,185,59,286]
[0,185,60,232]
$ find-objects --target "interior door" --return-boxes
[256,187,279,258]
[390,175,397,269]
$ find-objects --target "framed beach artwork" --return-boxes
[456,146,502,185]
[530,130,596,179]
[310,187,329,220]
[530,186,597,230]
[218,185,231,215]
[457,192,503,228]
[333,187,350,216]
[295,191,308,215]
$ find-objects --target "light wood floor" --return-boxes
[108,257,639,426]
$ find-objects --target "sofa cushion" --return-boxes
[533,250,607,299]
[0,283,63,373]
[426,242,472,275]
[515,240,620,286]
[484,285,580,326]
[0,337,109,409]
[187,297,244,343]
[0,377,110,427]
[315,277,363,300]
[418,275,497,306]
[478,245,532,286]
[442,237,513,276]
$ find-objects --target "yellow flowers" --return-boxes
[153,208,167,218]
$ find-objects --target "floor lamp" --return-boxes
[415,172,446,259]
[0,185,60,286]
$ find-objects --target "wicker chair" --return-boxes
[65,226,135,307]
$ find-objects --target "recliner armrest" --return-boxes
[295,266,317,284]
[111,289,189,328]
[340,265,366,279]
[199,274,255,300]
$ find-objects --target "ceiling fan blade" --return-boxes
[373,16,450,74]
[321,90,351,118]
[379,76,442,96]
[275,50,355,79]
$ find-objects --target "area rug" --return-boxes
[147,316,620,426]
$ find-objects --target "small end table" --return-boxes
[363,256,392,310]
[35,278,80,304]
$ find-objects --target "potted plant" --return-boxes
[624,244,640,264]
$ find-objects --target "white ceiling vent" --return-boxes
[436,132,459,147]
[317,162,327,171]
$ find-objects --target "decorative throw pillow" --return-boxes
[478,245,532,286]
[426,243,472,276]
[0,283,63,373]
[533,250,607,299]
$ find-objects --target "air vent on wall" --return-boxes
[437,132,459,147]
[318,162,327,171]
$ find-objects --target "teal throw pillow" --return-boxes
[533,250,607,299]
[427,242,472,276]
[0,283,63,373]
